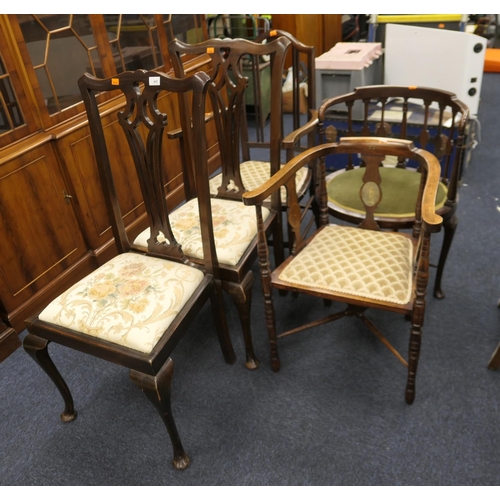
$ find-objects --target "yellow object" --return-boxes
[376,14,462,24]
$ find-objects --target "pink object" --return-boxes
[315,42,383,70]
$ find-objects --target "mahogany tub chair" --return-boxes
[134,36,303,369]
[318,85,469,299]
[243,137,443,404]
[23,69,235,471]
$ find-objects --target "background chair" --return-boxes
[243,136,442,404]
[173,33,318,243]
[134,36,293,370]
[23,69,235,471]
[253,29,320,243]
[318,85,469,299]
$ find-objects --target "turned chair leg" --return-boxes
[130,359,189,471]
[405,318,423,405]
[225,271,259,370]
[434,214,458,300]
[264,292,281,373]
[23,333,77,422]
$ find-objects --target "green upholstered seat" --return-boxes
[327,167,448,218]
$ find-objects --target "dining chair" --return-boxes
[23,69,235,470]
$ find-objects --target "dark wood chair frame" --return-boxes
[318,85,469,300]
[167,35,301,370]
[488,300,500,370]
[23,69,236,471]
[252,29,318,164]
[243,136,443,404]
[253,29,320,247]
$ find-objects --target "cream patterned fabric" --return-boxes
[39,253,205,354]
[279,225,414,305]
[134,198,270,267]
[209,160,309,203]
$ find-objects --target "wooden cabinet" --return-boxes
[0,321,20,363]
[270,14,342,60]
[0,136,93,332]
[0,14,209,352]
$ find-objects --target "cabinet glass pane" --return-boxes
[17,14,101,115]
[103,15,163,73]
[0,55,25,135]
[164,14,204,43]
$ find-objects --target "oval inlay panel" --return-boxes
[360,181,381,207]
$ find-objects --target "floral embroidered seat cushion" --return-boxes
[38,252,205,354]
[134,198,271,267]
[278,224,414,305]
[208,160,310,204]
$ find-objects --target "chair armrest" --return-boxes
[282,110,318,150]
[243,142,327,206]
[419,149,444,233]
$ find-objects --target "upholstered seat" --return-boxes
[38,253,205,354]
[326,167,448,219]
[279,224,414,305]
[134,198,270,267]
[209,160,310,204]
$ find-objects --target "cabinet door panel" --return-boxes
[0,144,88,311]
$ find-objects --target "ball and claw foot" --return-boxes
[433,287,445,300]
[245,357,260,370]
[60,409,77,423]
[173,453,190,471]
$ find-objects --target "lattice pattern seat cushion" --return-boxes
[209,160,309,203]
[279,225,414,305]
[39,253,205,354]
[326,167,447,218]
[134,198,270,266]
